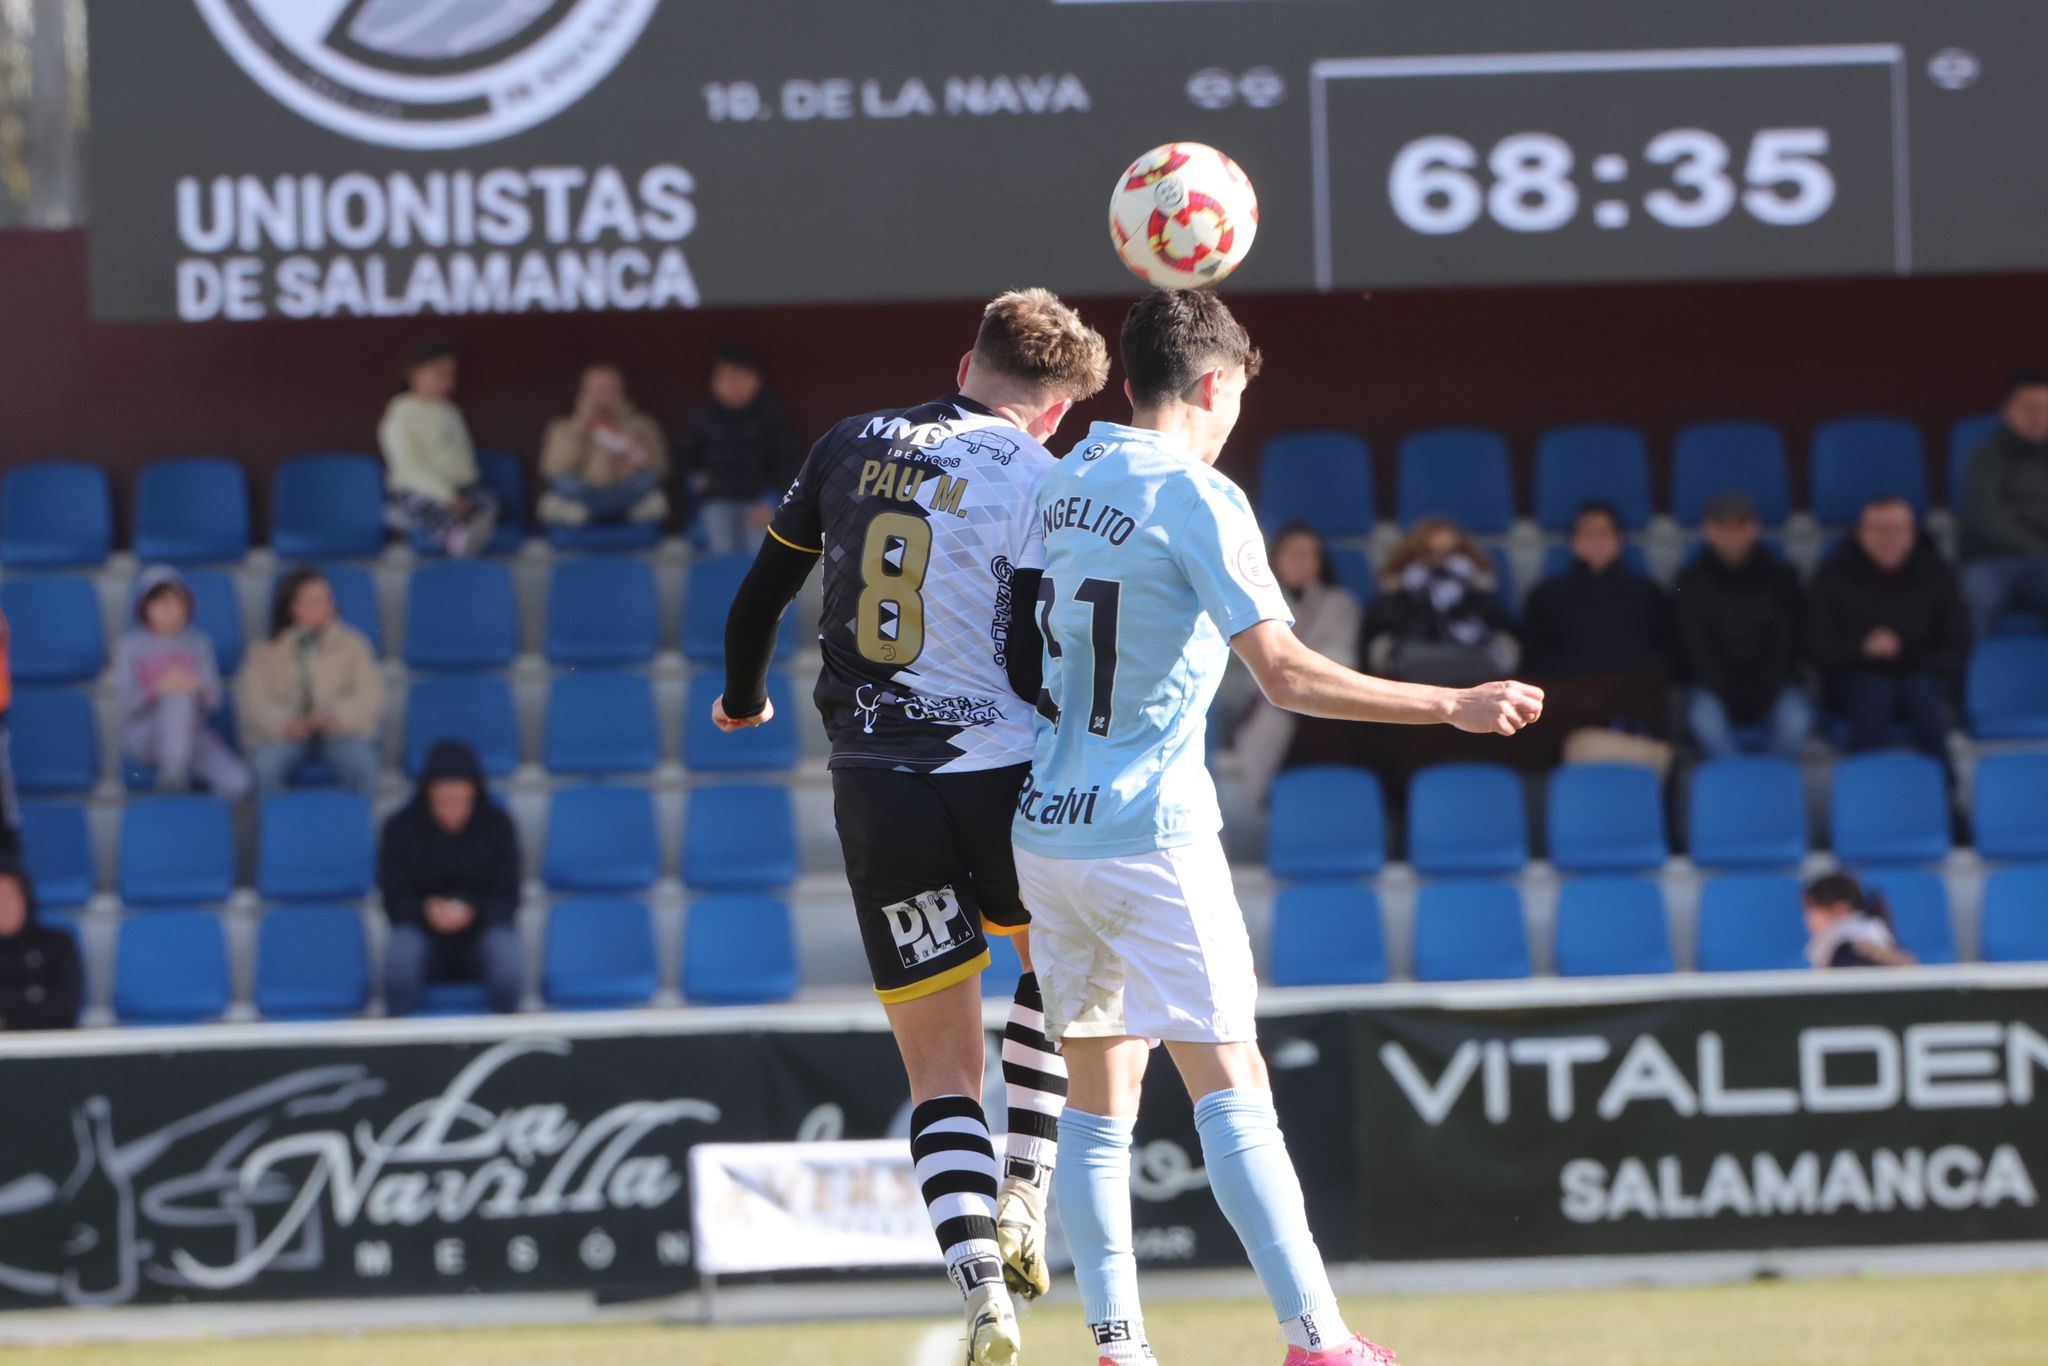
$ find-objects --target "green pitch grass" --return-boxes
[18,1273,2048,1366]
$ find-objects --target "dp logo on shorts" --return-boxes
[195,0,660,150]
[884,887,971,969]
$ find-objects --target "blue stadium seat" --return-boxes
[115,910,230,1024]
[1947,413,2001,510]
[184,569,246,675]
[1859,869,1956,966]
[255,904,370,1020]
[480,449,527,555]
[683,894,798,1004]
[1412,880,1530,982]
[1409,763,1528,874]
[544,898,659,1009]
[1,462,112,568]
[134,457,251,563]
[272,452,385,559]
[981,932,1025,999]
[1829,753,1950,865]
[1328,547,1376,606]
[8,688,98,794]
[544,785,660,892]
[1966,639,2048,739]
[1534,425,1652,532]
[1972,754,2048,862]
[543,670,659,775]
[1980,865,2048,963]
[684,784,797,890]
[1259,431,1375,537]
[1269,881,1388,986]
[0,577,105,683]
[1548,764,1667,873]
[119,795,235,907]
[1687,758,1807,869]
[1672,421,1791,527]
[257,790,373,903]
[684,554,801,663]
[1539,542,1650,582]
[684,671,800,771]
[1266,766,1386,879]
[1811,417,1928,526]
[1695,874,1807,971]
[417,982,496,1016]
[17,801,93,909]
[405,675,519,778]
[544,558,659,666]
[550,520,664,554]
[1487,544,1517,612]
[1396,427,1514,533]
[1554,877,1674,977]
[404,560,520,670]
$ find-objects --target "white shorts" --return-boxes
[1011,837,1258,1045]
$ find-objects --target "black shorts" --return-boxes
[831,762,1031,1003]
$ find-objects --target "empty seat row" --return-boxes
[94,893,801,1025]
[1267,865,2048,986]
[1268,751,2048,880]
[1258,415,1995,538]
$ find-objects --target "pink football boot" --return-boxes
[1282,1335,1399,1365]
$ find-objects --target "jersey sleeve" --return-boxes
[1014,481,1049,573]
[765,432,830,554]
[1168,477,1294,638]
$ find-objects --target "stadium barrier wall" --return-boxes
[0,967,2042,1312]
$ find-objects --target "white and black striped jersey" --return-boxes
[769,394,1055,773]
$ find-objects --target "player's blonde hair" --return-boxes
[972,288,1111,403]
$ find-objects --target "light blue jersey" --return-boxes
[1013,421,1292,858]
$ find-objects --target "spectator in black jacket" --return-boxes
[1958,368,2048,637]
[1807,496,1970,779]
[677,346,802,556]
[0,854,82,1030]
[1675,491,1813,760]
[379,740,524,1016]
[1521,501,1672,740]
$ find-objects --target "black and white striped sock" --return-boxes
[1003,972,1068,1188]
[910,1095,1003,1297]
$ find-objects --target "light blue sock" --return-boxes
[1194,1088,1348,1350]
[1055,1108,1147,1340]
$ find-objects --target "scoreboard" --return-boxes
[86,0,2048,320]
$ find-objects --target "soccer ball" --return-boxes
[1108,141,1259,290]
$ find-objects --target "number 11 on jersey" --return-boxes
[1036,575,1122,737]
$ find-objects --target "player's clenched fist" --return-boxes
[1449,680,1545,736]
[711,694,774,732]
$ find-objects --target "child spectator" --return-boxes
[379,739,524,1016]
[239,569,385,800]
[1362,517,1519,685]
[114,566,251,800]
[676,345,801,556]
[1803,872,1916,969]
[538,363,670,529]
[380,338,498,557]
[0,853,81,1030]
[1233,523,1365,802]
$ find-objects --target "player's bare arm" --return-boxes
[1230,618,1544,735]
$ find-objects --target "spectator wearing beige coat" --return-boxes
[239,569,386,799]
[537,364,669,529]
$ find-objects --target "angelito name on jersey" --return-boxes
[1042,495,1137,545]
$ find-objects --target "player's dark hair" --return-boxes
[972,289,1110,402]
[270,567,330,638]
[1803,872,1892,928]
[399,336,456,384]
[2006,368,2048,400]
[1121,289,1261,407]
[1572,500,1624,537]
[1271,521,1335,586]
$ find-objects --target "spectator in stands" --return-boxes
[1803,872,1915,969]
[0,853,82,1030]
[379,739,523,1016]
[1233,523,1364,802]
[379,338,498,557]
[240,569,384,800]
[1362,518,1518,686]
[676,345,801,556]
[1958,368,2048,636]
[1674,492,1812,759]
[115,567,251,800]
[1807,496,1969,779]
[0,604,16,858]
[1520,501,1672,759]
[537,363,670,530]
